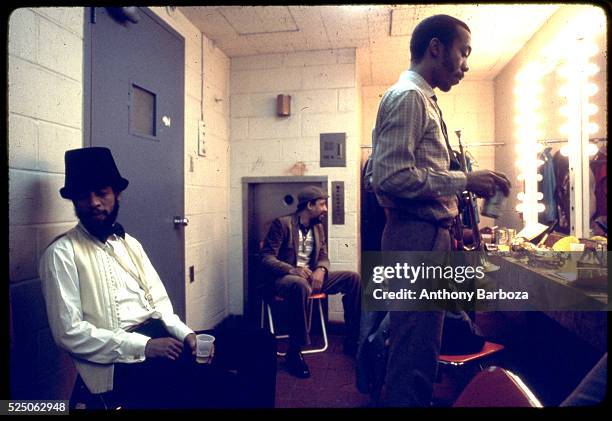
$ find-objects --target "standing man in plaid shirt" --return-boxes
[366,14,510,407]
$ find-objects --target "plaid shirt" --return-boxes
[367,70,467,223]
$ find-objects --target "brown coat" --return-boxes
[260,214,330,285]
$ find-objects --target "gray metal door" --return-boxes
[86,7,186,318]
[243,177,327,322]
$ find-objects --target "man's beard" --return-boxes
[76,201,120,241]
[309,214,325,226]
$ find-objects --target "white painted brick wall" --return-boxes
[9,58,82,129]
[284,50,339,67]
[38,122,82,173]
[8,9,37,62]
[8,114,38,170]
[231,68,303,94]
[293,89,338,115]
[248,116,301,139]
[8,8,83,286]
[232,53,284,70]
[38,18,83,81]
[302,63,356,90]
[229,48,362,320]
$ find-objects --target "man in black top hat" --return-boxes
[260,185,362,378]
[40,147,276,409]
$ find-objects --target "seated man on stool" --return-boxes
[260,186,362,378]
[40,147,276,409]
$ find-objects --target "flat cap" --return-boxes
[297,185,328,206]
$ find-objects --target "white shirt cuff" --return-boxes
[123,332,150,362]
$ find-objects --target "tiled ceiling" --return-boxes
[179,4,560,84]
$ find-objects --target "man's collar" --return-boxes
[401,70,436,99]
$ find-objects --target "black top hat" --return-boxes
[60,147,129,199]
[297,186,328,207]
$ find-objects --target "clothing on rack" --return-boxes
[552,149,597,234]
[538,147,558,224]
[590,146,607,221]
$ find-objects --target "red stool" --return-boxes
[435,341,506,405]
[453,366,542,407]
[261,292,329,356]
[439,341,505,368]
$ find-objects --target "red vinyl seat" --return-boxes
[453,366,543,407]
[439,341,505,366]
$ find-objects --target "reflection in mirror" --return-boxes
[515,5,606,238]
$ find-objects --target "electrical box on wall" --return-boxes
[320,133,346,167]
[331,181,345,225]
[198,120,206,156]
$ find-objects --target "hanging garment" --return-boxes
[553,150,571,234]
[590,147,607,221]
[538,147,558,224]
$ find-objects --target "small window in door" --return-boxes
[130,84,157,137]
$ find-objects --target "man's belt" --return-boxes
[384,208,453,229]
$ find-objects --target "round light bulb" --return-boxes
[556,65,571,78]
[588,123,599,134]
[584,83,599,97]
[586,104,599,116]
[585,63,600,76]
[560,145,570,157]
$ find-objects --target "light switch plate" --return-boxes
[320,133,346,167]
[331,181,345,225]
[198,120,206,156]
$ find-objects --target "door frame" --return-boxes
[242,176,328,320]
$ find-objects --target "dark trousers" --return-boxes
[381,212,450,407]
[105,319,276,409]
[274,270,362,349]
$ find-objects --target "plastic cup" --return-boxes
[196,334,215,364]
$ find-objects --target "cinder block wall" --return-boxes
[8,7,84,399]
[228,49,362,321]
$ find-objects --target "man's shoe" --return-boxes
[286,350,310,378]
